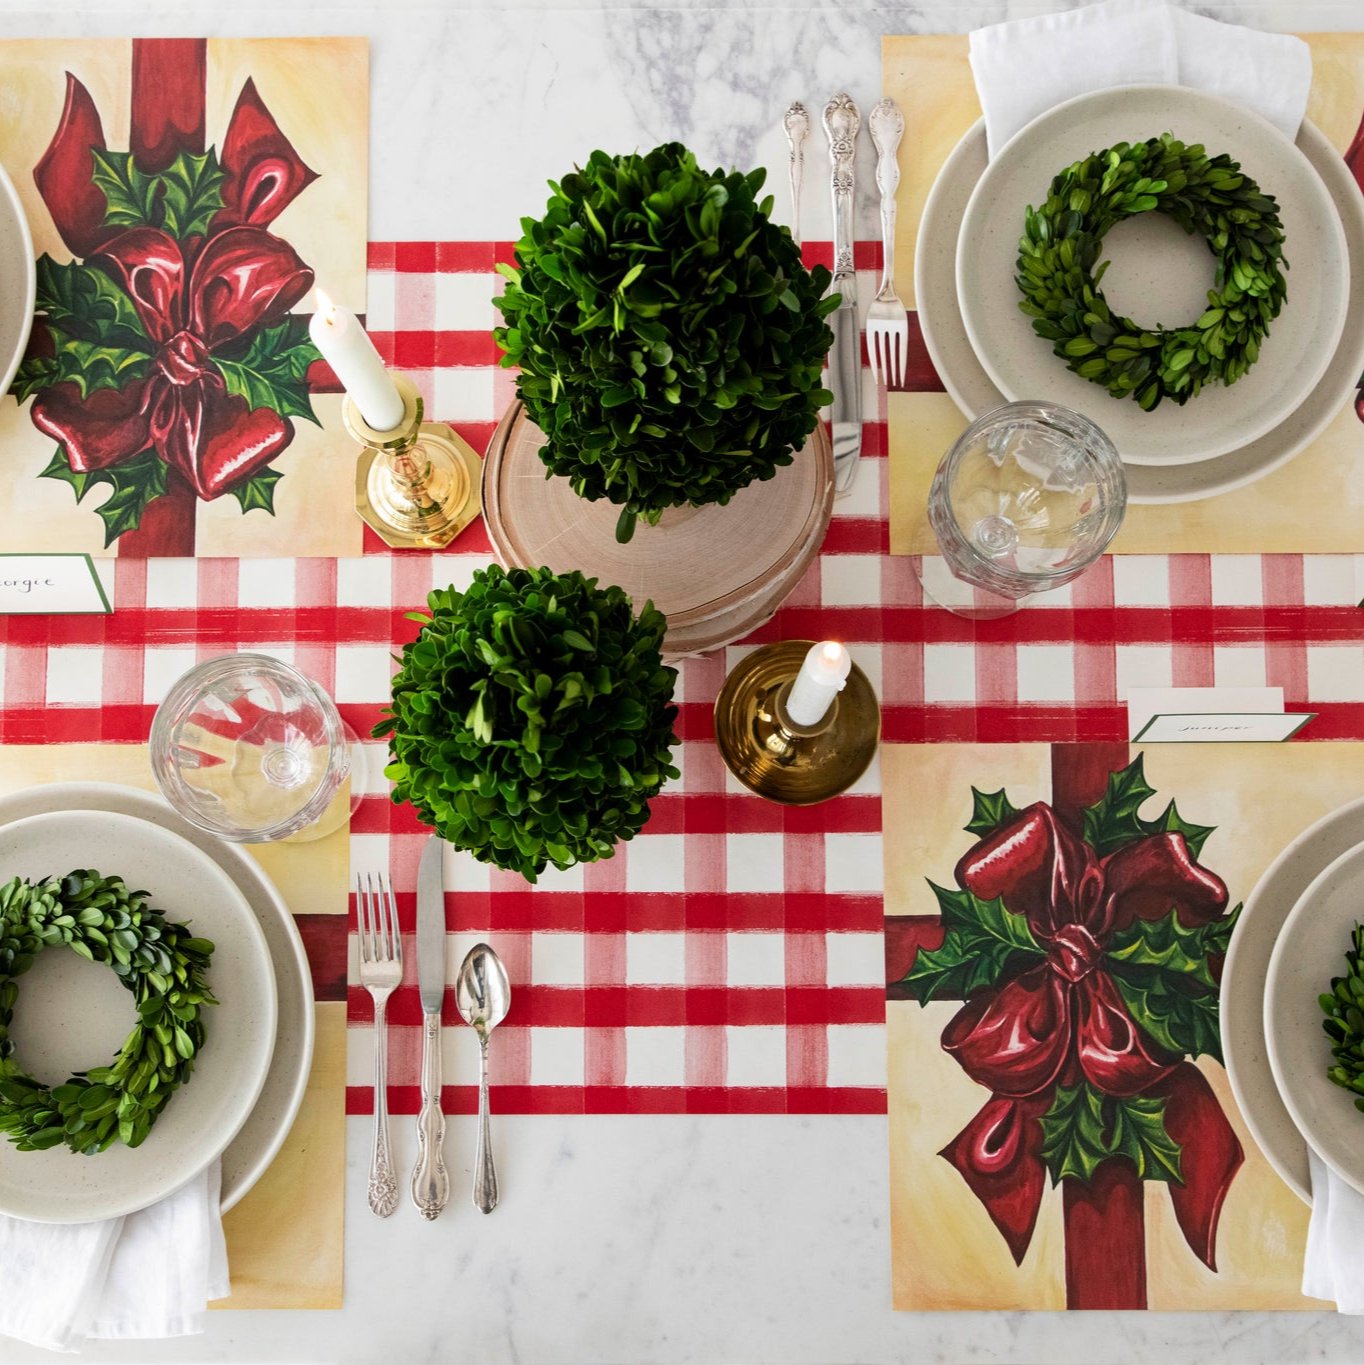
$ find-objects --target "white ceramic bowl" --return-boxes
[0,810,277,1222]
[956,85,1349,466]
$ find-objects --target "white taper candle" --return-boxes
[308,287,406,432]
[784,640,852,727]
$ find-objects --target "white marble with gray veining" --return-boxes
[2,1,1364,1360]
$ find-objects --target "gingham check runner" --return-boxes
[3,241,1364,1115]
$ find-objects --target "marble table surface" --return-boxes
[3,1,1364,1361]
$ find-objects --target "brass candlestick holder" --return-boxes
[714,640,880,805]
[343,373,482,549]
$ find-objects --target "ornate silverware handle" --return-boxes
[411,1010,449,1219]
[869,98,904,294]
[782,101,809,246]
[367,995,398,1217]
[823,93,860,283]
[473,1035,498,1213]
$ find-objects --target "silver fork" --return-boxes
[358,872,402,1217]
[867,97,907,387]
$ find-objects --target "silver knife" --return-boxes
[822,92,862,496]
[410,834,450,1220]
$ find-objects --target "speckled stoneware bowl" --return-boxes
[1265,837,1364,1200]
[0,809,277,1222]
[1221,799,1364,1206]
[957,85,1348,466]
[0,161,34,397]
[0,783,315,1215]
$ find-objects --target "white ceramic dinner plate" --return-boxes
[0,161,35,397]
[0,808,277,1222]
[1265,839,1364,1199]
[917,113,1364,503]
[0,783,314,1216]
[956,86,1348,466]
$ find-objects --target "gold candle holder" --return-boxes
[343,373,483,549]
[713,640,880,805]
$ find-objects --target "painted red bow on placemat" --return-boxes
[901,756,1244,1278]
[12,45,324,547]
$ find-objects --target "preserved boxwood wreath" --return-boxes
[1016,132,1288,412]
[0,870,216,1154]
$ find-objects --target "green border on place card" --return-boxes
[0,553,112,615]
[1132,711,1316,742]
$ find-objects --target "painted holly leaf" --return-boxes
[156,150,227,238]
[230,466,283,516]
[965,786,1021,839]
[13,331,150,404]
[1202,902,1242,960]
[1106,911,1221,991]
[91,147,227,239]
[212,317,321,425]
[31,255,149,350]
[1109,968,1223,1065]
[40,447,167,546]
[1083,754,1216,859]
[90,149,159,230]
[901,882,1043,1003]
[1040,1081,1182,1186]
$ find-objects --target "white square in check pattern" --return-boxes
[1210,555,1263,606]
[625,932,687,985]
[435,272,496,330]
[1212,646,1267,688]
[724,1025,787,1087]
[236,558,296,608]
[625,1026,687,1086]
[143,647,199,705]
[433,367,494,424]
[143,558,198,609]
[1015,645,1075,703]
[333,645,394,704]
[922,644,976,703]
[336,558,392,608]
[529,1027,584,1087]
[1115,645,1172,696]
[824,932,883,988]
[1303,556,1359,607]
[821,555,881,608]
[825,834,884,894]
[45,647,103,705]
[1308,646,1364,701]
[364,271,396,329]
[1111,556,1170,607]
[825,1024,886,1088]
[625,834,686,893]
[725,932,787,988]
[725,833,785,894]
[531,932,584,987]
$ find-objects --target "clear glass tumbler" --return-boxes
[150,653,358,843]
[914,401,1126,618]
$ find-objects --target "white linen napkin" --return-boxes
[1304,1148,1364,1312]
[969,0,1314,158]
[0,1159,228,1353]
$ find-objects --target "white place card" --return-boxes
[0,554,111,615]
[1132,711,1314,743]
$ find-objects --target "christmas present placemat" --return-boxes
[878,740,1364,1310]
[0,743,348,1309]
[0,37,367,559]
[883,33,1364,556]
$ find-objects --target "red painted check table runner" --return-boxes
[4,241,1364,1116]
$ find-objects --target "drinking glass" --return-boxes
[150,653,359,843]
[912,401,1126,618]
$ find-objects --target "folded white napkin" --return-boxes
[0,1159,228,1353]
[969,0,1314,158]
[1304,1148,1364,1312]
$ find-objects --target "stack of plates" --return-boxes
[1223,800,1364,1204]
[916,85,1364,504]
[0,785,313,1223]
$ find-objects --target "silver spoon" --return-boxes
[456,943,511,1214]
[782,102,809,245]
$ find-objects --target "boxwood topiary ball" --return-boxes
[374,565,679,882]
[494,142,838,543]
